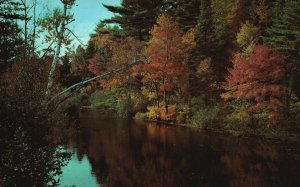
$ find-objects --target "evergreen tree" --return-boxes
[196,0,215,59]
[263,0,300,62]
[0,1,24,73]
[189,0,227,96]
[103,0,164,41]
[164,0,200,31]
[263,0,300,110]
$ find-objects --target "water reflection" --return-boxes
[60,154,99,187]
[62,116,300,187]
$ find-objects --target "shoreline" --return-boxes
[79,107,300,143]
[142,118,300,143]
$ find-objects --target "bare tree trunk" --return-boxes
[45,3,67,98]
[21,0,28,59]
[49,59,143,103]
[155,83,159,108]
[286,74,293,116]
[164,90,168,114]
[32,0,36,56]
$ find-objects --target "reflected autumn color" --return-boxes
[64,117,300,187]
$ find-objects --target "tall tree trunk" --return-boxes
[163,90,168,114]
[21,0,28,59]
[155,83,159,108]
[45,3,67,98]
[32,0,36,56]
[286,73,293,116]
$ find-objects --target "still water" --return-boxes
[59,116,300,187]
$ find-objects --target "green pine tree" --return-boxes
[0,0,24,73]
[263,0,300,111]
[189,0,230,97]
[164,0,200,31]
[103,0,164,41]
[263,0,300,62]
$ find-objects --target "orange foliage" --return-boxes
[142,15,187,93]
[225,45,289,120]
[88,36,143,89]
[158,104,176,121]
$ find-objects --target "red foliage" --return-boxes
[142,15,187,93]
[226,45,288,112]
[88,54,103,76]
[87,36,143,89]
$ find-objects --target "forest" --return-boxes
[0,0,300,186]
[69,0,300,130]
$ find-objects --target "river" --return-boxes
[59,115,300,187]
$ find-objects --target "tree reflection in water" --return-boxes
[0,120,71,186]
[64,116,300,187]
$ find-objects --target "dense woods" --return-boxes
[80,0,300,129]
[0,0,300,185]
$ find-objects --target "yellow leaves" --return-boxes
[145,105,177,120]
[182,28,196,50]
[236,21,260,50]
[181,28,196,65]
[253,0,271,24]
[220,92,233,101]
[92,34,114,50]
[197,58,213,75]
[146,106,160,120]
[141,87,157,100]
[80,85,91,94]
[226,0,242,26]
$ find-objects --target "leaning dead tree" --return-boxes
[47,59,144,107]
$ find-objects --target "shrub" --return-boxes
[146,106,160,120]
[0,59,71,186]
[134,112,147,121]
[189,105,222,128]
[89,90,117,109]
[225,100,253,130]
[175,104,190,124]
[131,92,148,113]
[116,96,133,118]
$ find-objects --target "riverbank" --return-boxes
[135,117,300,143]
[176,123,300,143]
[77,107,300,143]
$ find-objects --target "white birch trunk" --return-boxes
[45,3,67,98]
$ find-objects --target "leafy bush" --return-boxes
[189,105,222,128]
[89,90,117,109]
[116,96,133,118]
[189,96,206,113]
[175,104,189,124]
[146,106,160,120]
[225,100,252,130]
[131,92,148,113]
[134,112,147,121]
[0,60,71,186]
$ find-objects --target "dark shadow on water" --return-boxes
[61,115,300,187]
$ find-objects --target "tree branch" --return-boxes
[40,40,55,60]
[48,59,144,104]
[66,28,87,46]
[65,18,75,26]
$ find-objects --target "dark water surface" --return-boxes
[60,116,300,187]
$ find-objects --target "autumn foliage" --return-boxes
[143,15,186,91]
[141,15,195,113]
[224,45,288,119]
[88,36,143,89]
